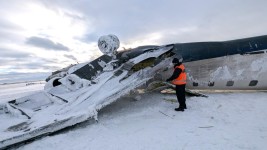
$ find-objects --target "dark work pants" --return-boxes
[175,84,186,109]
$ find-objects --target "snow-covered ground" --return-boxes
[0,72,48,103]
[0,82,45,103]
[1,83,267,150]
[0,73,50,85]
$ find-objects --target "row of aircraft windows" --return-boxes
[244,50,267,55]
[192,80,258,87]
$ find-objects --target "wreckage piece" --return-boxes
[0,43,174,149]
[1,34,267,149]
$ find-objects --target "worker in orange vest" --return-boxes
[166,57,187,111]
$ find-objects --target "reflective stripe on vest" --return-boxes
[171,64,187,85]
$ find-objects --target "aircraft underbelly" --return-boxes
[185,53,267,90]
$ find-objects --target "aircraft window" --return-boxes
[208,82,214,86]
[249,80,258,86]
[245,51,264,55]
[193,82,198,86]
[226,81,234,86]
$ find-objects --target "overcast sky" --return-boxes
[0,0,267,74]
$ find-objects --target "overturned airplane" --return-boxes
[1,34,267,149]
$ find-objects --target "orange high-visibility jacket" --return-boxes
[171,64,187,85]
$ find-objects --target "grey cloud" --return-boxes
[0,56,62,72]
[0,2,33,43]
[0,48,31,58]
[24,59,64,71]
[0,20,25,42]
[64,54,78,62]
[0,47,63,72]
[26,36,70,51]
[0,53,37,66]
[0,20,21,31]
[42,65,62,71]
[3,62,58,71]
[79,33,99,43]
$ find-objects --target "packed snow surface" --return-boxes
[1,83,267,150]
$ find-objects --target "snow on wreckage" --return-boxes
[0,35,175,149]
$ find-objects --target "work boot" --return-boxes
[174,107,184,111]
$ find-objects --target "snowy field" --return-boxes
[0,82,45,103]
[1,83,267,150]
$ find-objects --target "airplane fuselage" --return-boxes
[170,35,267,90]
